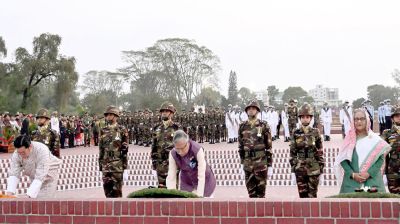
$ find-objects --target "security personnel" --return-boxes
[289,103,324,198]
[378,102,386,135]
[99,105,129,198]
[31,108,61,158]
[238,99,273,198]
[381,105,400,194]
[82,112,92,147]
[287,99,298,138]
[384,99,393,130]
[151,102,181,188]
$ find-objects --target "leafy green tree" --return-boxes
[238,87,257,108]
[367,84,399,108]
[227,71,238,105]
[121,38,220,107]
[11,33,77,111]
[193,87,222,107]
[267,85,279,106]
[281,87,308,104]
[352,97,366,108]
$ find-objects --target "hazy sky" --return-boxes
[1,0,400,101]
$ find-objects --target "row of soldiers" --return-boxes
[117,106,228,146]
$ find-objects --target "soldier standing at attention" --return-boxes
[238,99,273,198]
[381,105,400,194]
[99,106,129,198]
[290,103,324,198]
[287,99,298,139]
[31,108,61,158]
[92,115,100,146]
[82,112,92,147]
[151,102,181,188]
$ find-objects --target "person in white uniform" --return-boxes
[320,102,332,141]
[6,135,61,198]
[339,101,353,138]
[281,103,290,142]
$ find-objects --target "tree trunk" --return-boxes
[21,87,29,110]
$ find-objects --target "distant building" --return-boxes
[255,90,269,106]
[308,85,342,107]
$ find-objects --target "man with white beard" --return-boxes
[281,103,290,142]
[225,104,236,143]
[320,102,332,141]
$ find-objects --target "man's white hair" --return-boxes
[173,130,189,144]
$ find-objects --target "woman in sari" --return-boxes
[334,108,390,193]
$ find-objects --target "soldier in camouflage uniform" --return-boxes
[287,99,298,138]
[143,109,153,147]
[99,105,129,198]
[289,103,324,198]
[312,106,320,129]
[187,107,197,141]
[92,115,100,146]
[31,108,61,158]
[197,107,205,143]
[151,102,181,188]
[137,110,145,146]
[381,105,400,194]
[82,112,92,147]
[208,107,217,144]
[238,100,273,198]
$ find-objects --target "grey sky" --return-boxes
[1,0,400,102]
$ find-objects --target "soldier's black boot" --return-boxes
[299,192,308,198]
[327,136,330,141]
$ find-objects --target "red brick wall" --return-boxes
[0,199,398,224]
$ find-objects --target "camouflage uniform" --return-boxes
[151,102,181,188]
[187,108,197,141]
[238,100,273,198]
[197,108,206,143]
[99,106,129,198]
[143,109,153,147]
[82,114,92,147]
[31,109,61,158]
[287,99,298,137]
[92,117,100,146]
[381,105,400,194]
[289,104,324,198]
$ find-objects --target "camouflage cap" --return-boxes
[298,103,314,117]
[245,99,260,112]
[391,105,400,118]
[36,108,50,119]
[160,101,176,113]
[104,105,120,117]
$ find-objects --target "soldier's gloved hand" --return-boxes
[319,175,324,185]
[123,170,129,181]
[99,172,103,179]
[267,168,273,179]
[291,173,297,186]
[151,170,158,178]
[240,164,245,178]
[383,175,388,186]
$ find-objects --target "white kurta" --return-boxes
[270,111,279,136]
[7,141,61,198]
[321,107,332,136]
[233,112,240,138]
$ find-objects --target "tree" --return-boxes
[193,87,222,107]
[0,36,6,58]
[267,85,279,106]
[367,84,399,108]
[281,87,309,104]
[227,71,238,105]
[12,33,77,110]
[352,97,366,108]
[392,69,400,86]
[121,38,221,107]
[238,87,257,108]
